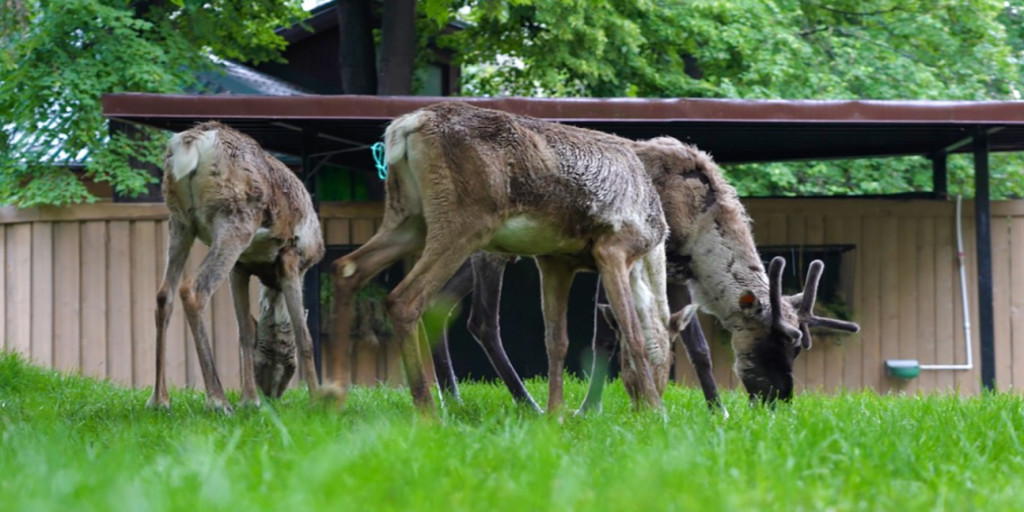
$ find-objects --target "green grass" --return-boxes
[2,351,1024,512]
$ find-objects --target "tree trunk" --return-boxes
[336,0,377,94]
[377,0,417,95]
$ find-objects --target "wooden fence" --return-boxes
[0,202,390,390]
[1,198,1022,395]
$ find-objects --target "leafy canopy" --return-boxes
[435,0,1024,198]
[4,0,1024,205]
[0,0,305,207]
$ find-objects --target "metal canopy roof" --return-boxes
[102,93,1024,168]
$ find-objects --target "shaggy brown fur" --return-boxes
[148,121,324,413]
[328,102,685,413]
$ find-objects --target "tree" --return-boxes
[437,0,1024,198]
[0,0,305,207]
[335,0,418,95]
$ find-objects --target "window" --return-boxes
[757,244,856,319]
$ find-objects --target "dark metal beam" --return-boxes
[301,129,323,382]
[973,128,996,391]
[931,151,947,198]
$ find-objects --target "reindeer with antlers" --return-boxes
[429,136,860,410]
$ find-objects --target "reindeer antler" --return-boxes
[768,256,803,344]
[791,259,861,350]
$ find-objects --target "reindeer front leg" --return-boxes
[228,267,261,407]
[179,228,254,414]
[278,249,319,398]
[667,283,723,412]
[593,243,661,410]
[384,239,482,416]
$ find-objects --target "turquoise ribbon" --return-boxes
[371,142,387,180]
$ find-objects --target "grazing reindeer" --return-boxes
[147,121,324,413]
[327,102,690,413]
[429,137,859,409]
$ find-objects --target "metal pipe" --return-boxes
[919,194,973,371]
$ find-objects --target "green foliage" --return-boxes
[439,0,1024,198]
[0,0,305,207]
[5,352,1024,510]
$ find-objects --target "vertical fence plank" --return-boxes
[861,216,885,392]
[1010,217,1024,390]
[822,216,845,393]
[80,221,108,379]
[803,214,827,392]
[878,216,901,393]
[324,219,351,246]
[6,224,32,357]
[915,217,937,392]
[53,223,81,373]
[787,214,808,392]
[992,216,1013,391]
[933,214,957,392]
[896,217,919,394]
[107,222,133,385]
[131,221,158,387]
[913,217,938,392]
[842,215,864,390]
[30,222,54,368]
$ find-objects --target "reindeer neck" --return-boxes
[676,208,770,332]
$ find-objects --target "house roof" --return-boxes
[199,57,310,96]
[102,93,1024,172]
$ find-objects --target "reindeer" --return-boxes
[147,121,324,414]
[428,137,859,409]
[326,102,691,413]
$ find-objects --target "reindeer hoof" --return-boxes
[145,394,170,410]
[238,397,262,410]
[574,403,602,417]
[205,397,234,415]
[341,261,357,278]
[318,383,349,407]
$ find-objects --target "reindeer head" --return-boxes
[733,256,860,404]
[254,288,297,399]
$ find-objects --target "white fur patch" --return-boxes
[167,129,218,181]
[294,212,321,255]
[259,287,291,327]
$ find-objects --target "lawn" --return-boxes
[2,351,1023,512]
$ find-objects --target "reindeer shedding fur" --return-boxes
[428,133,859,409]
[328,102,678,413]
[148,121,324,414]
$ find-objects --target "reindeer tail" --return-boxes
[383,110,429,167]
[165,128,220,181]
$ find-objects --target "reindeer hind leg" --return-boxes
[148,218,195,410]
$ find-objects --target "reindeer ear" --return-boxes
[738,290,759,310]
[669,304,700,332]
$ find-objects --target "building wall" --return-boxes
[1,198,1020,395]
